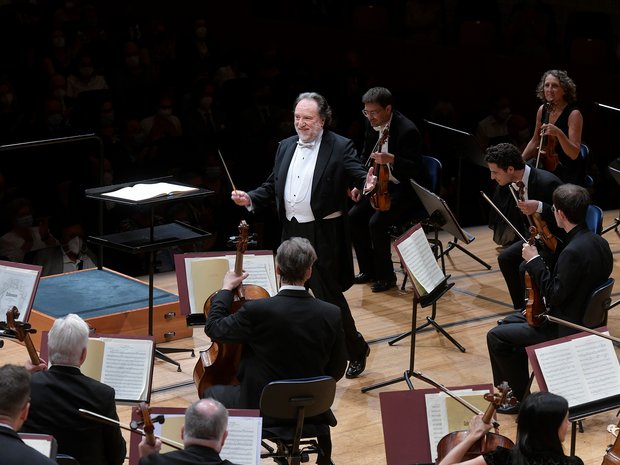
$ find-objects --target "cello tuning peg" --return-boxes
[151,414,165,425]
[129,419,142,430]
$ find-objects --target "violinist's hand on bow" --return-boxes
[370,151,394,165]
[522,242,539,262]
[138,436,162,458]
[541,123,562,139]
[363,166,377,196]
[222,269,248,291]
[231,190,251,207]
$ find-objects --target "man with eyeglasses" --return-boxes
[487,183,612,412]
[349,86,429,292]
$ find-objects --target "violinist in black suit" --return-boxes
[487,184,613,407]
[349,87,429,292]
[484,143,563,311]
[230,92,375,379]
[0,365,56,465]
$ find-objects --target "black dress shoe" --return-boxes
[353,272,374,284]
[345,344,370,379]
[371,279,397,293]
[496,402,520,415]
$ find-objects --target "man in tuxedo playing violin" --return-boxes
[348,86,429,292]
[231,92,373,379]
[485,142,564,311]
[0,365,56,465]
[204,237,347,464]
[20,314,126,465]
[487,184,613,411]
[138,398,239,465]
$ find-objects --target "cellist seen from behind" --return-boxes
[438,392,582,465]
[487,184,613,413]
[203,237,346,465]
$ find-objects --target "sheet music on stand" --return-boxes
[394,223,445,299]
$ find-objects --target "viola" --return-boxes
[524,227,546,327]
[514,182,557,253]
[536,102,560,172]
[367,125,391,212]
[192,220,270,397]
[435,381,516,463]
[603,419,620,465]
[5,307,42,365]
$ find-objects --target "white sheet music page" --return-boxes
[100,337,153,402]
[101,182,198,201]
[535,333,620,407]
[397,226,445,294]
[220,416,263,465]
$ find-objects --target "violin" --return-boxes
[535,102,560,172]
[366,125,391,212]
[5,307,42,365]
[192,220,270,397]
[435,380,516,463]
[134,402,159,447]
[513,181,557,253]
[524,227,546,327]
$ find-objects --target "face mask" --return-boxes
[158,108,173,118]
[195,26,207,39]
[0,93,14,106]
[47,113,64,127]
[80,66,94,78]
[52,37,65,48]
[53,89,66,100]
[66,236,82,255]
[132,133,146,146]
[100,113,114,126]
[125,55,140,68]
[15,214,33,228]
[200,96,213,109]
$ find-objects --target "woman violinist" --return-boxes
[438,392,583,465]
[522,70,585,185]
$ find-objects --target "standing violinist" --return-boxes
[230,92,374,378]
[349,86,429,292]
[487,184,613,412]
[204,237,346,465]
[438,392,582,465]
[485,142,563,312]
[522,70,585,185]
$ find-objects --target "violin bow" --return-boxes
[480,191,527,243]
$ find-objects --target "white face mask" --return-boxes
[66,236,82,255]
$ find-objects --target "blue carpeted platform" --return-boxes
[33,269,178,319]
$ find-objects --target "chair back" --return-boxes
[422,155,442,195]
[586,204,603,235]
[56,454,81,465]
[582,278,615,328]
[260,376,336,420]
[579,144,594,188]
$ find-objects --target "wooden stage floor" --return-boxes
[2,209,620,464]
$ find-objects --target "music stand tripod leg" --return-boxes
[442,238,492,270]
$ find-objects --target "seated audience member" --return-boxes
[138,398,240,465]
[0,365,56,465]
[20,314,126,465]
[28,215,96,275]
[0,197,58,263]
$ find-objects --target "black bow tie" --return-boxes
[297,140,315,149]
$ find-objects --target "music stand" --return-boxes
[410,179,491,274]
[602,160,620,234]
[424,120,486,221]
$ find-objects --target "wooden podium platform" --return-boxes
[27,268,192,349]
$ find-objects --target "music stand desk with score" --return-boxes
[86,179,213,370]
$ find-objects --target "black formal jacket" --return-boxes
[138,445,237,465]
[205,288,347,409]
[360,109,430,199]
[525,223,613,336]
[21,365,127,465]
[0,425,57,465]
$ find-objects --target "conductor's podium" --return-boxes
[28,268,191,350]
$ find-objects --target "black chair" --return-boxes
[602,160,620,234]
[580,144,593,188]
[582,277,615,328]
[260,376,337,465]
[56,454,81,465]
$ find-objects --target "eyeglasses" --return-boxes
[551,205,556,213]
[362,109,382,117]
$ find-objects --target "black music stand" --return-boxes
[603,160,620,234]
[410,179,491,275]
[362,275,455,393]
[424,120,486,221]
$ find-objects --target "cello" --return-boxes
[366,124,391,211]
[5,307,42,365]
[192,220,270,397]
[535,102,560,173]
[603,419,620,465]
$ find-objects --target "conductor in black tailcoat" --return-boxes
[230,92,375,379]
